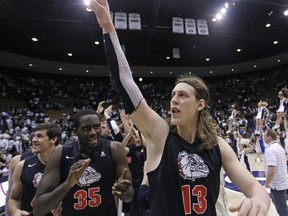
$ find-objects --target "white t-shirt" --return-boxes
[264,141,288,190]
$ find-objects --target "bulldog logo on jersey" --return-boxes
[77,166,102,187]
[32,172,43,188]
[178,151,209,181]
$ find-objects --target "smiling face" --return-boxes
[32,130,55,154]
[170,82,204,127]
[77,114,101,151]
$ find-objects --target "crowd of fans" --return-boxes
[0,65,288,177]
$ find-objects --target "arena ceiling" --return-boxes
[0,0,288,77]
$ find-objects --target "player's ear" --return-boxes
[197,99,206,111]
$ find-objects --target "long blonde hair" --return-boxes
[175,75,217,150]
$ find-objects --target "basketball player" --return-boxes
[7,123,61,216]
[89,1,270,215]
[33,109,134,216]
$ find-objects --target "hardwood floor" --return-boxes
[225,153,280,216]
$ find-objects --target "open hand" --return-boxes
[67,159,91,187]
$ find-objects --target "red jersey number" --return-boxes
[74,187,102,210]
[181,185,207,215]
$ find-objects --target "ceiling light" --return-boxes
[29,64,33,67]
[150,71,153,74]
[209,71,213,74]
[212,18,217,22]
[170,72,172,74]
[83,0,90,6]
[206,58,210,61]
[216,13,223,20]
[224,3,229,9]
[231,68,234,71]
[236,49,241,52]
[268,11,273,16]
[254,65,256,68]
[166,56,170,60]
[265,23,271,27]
[86,70,89,73]
[278,59,281,62]
[68,53,73,56]
[95,41,100,45]
[139,77,143,82]
[284,10,288,16]
[83,0,92,11]
[273,41,278,44]
[32,37,38,42]
[220,8,227,15]
[59,68,62,71]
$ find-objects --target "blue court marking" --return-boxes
[225,170,266,193]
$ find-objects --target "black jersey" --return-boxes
[147,132,222,216]
[20,149,33,161]
[127,145,146,190]
[20,154,52,215]
[59,139,117,216]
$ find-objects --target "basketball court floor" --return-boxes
[225,153,280,216]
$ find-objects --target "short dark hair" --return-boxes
[34,122,61,146]
[266,128,277,140]
[73,109,99,129]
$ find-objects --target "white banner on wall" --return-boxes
[173,48,180,59]
[197,19,209,35]
[172,17,184,34]
[128,13,141,30]
[185,18,197,35]
[115,12,127,30]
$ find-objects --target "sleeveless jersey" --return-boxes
[147,132,222,216]
[20,154,52,215]
[59,139,117,216]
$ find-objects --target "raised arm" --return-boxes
[104,105,123,142]
[89,0,168,141]
[89,0,169,171]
